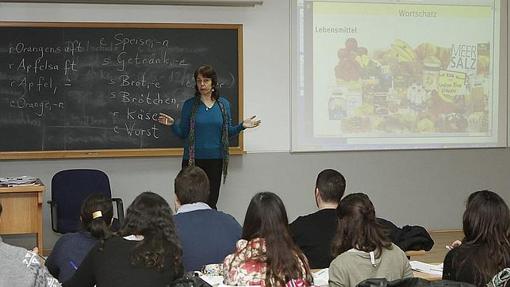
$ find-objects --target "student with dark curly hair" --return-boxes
[329,193,413,287]
[443,190,510,286]
[63,192,184,287]
[46,193,113,283]
[223,192,313,286]
[158,65,261,209]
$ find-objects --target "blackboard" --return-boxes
[0,22,243,159]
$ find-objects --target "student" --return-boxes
[63,192,184,287]
[442,190,510,286]
[46,193,113,283]
[158,64,261,209]
[329,193,413,287]
[173,166,241,271]
[0,202,61,287]
[290,169,346,269]
[223,192,313,286]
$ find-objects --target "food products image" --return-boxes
[329,38,490,135]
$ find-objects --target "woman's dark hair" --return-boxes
[331,193,392,257]
[80,193,113,244]
[119,191,183,274]
[456,190,510,286]
[241,192,312,286]
[194,64,219,100]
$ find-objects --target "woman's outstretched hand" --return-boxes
[157,113,175,126]
[242,115,261,129]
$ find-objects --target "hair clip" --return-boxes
[92,211,103,219]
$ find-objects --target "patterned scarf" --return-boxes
[488,268,510,287]
[188,97,230,183]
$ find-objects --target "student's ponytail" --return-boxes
[88,210,113,240]
[80,194,114,246]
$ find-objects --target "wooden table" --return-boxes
[0,180,44,251]
[311,268,442,284]
[413,270,442,281]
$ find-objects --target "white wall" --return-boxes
[0,0,509,250]
[0,0,290,152]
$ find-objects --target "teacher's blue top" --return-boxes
[172,97,244,160]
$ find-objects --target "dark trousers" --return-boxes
[182,158,223,209]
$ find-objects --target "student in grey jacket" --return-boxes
[0,202,61,287]
[329,193,413,287]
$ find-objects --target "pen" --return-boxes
[69,260,78,270]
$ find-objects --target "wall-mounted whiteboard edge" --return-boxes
[0,0,263,6]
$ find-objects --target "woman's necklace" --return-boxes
[202,97,215,111]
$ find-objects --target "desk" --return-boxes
[0,180,44,252]
[311,268,442,284]
[413,270,442,281]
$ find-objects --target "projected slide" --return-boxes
[292,0,503,151]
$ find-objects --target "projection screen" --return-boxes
[291,0,506,152]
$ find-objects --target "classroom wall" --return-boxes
[0,0,509,250]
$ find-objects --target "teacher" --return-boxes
[158,65,260,209]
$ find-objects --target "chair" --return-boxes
[48,169,124,234]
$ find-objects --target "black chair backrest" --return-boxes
[51,169,112,233]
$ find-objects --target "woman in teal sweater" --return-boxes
[158,65,260,209]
